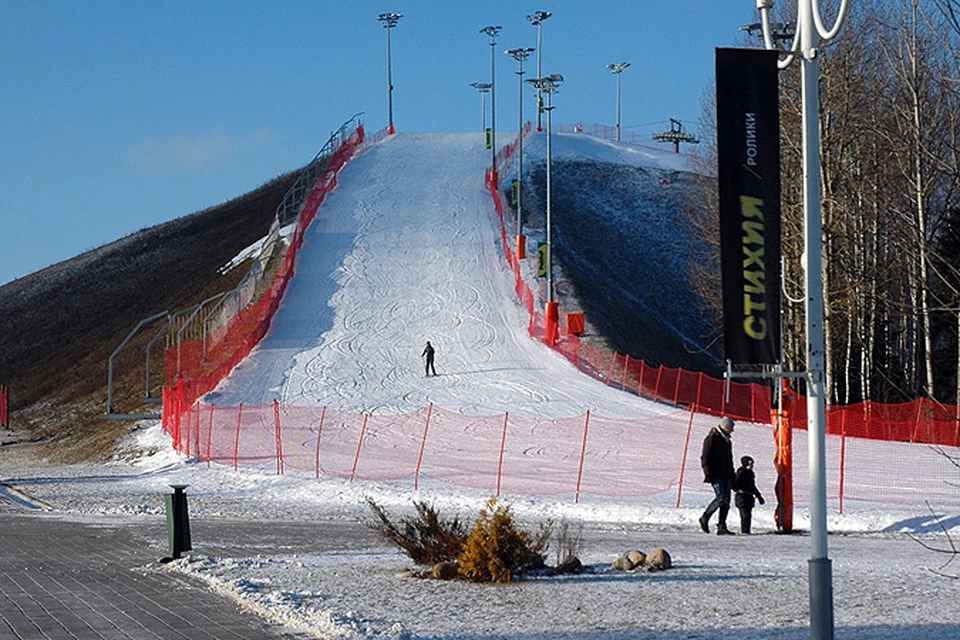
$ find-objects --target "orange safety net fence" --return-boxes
[487,125,960,449]
[157,122,959,512]
[161,124,366,432]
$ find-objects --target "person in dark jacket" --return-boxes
[422,341,437,377]
[734,455,765,534]
[698,416,736,535]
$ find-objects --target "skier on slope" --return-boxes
[422,341,437,377]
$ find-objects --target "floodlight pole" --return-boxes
[526,11,552,131]
[481,26,502,184]
[470,82,492,132]
[755,1,848,639]
[378,12,403,135]
[545,88,554,303]
[507,47,534,251]
[606,62,630,142]
[527,74,563,305]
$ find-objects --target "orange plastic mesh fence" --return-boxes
[486,127,960,448]
[161,125,367,428]
[159,123,960,510]
[165,400,959,507]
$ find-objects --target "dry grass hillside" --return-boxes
[0,168,302,462]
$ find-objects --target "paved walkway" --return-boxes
[0,510,320,639]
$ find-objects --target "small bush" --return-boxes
[365,498,468,566]
[554,518,584,566]
[457,497,551,583]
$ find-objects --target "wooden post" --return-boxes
[350,414,369,483]
[414,404,434,491]
[676,406,696,508]
[496,413,509,496]
[575,411,591,504]
[314,406,327,479]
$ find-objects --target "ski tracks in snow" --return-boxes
[211,133,671,421]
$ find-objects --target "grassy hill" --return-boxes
[0,168,301,461]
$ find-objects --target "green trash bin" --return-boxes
[164,484,192,559]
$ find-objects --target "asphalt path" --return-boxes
[0,507,380,639]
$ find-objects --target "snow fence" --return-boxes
[159,122,959,513]
[162,123,366,430]
[486,124,960,450]
[166,399,960,509]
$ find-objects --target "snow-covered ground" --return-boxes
[3,131,959,638]
[3,422,959,640]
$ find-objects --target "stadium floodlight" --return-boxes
[506,47,535,254]
[525,74,563,310]
[525,11,552,131]
[751,1,849,639]
[377,12,403,135]
[606,62,630,142]
[480,25,502,183]
[470,82,492,132]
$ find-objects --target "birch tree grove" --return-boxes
[687,0,960,405]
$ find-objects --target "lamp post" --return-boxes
[377,12,403,135]
[526,11,552,131]
[606,62,630,142]
[480,25,502,184]
[526,74,563,312]
[506,47,535,259]
[753,2,848,639]
[470,82,492,132]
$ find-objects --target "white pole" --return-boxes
[616,71,622,142]
[536,23,543,130]
[545,89,553,303]
[481,26,501,180]
[481,91,486,131]
[754,1,847,637]
[798,1,832,634]
[490,38,496,176]
[517,58,525,234]
[756,0,848,640]
[386,24,394,133]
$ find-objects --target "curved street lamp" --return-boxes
[506,47,535,258]
[526,11,552,131]
[480,25,502,184]
[752,2,848,639]
[606,62,630,142]
[377,12,403,135]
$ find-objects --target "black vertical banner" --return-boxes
[716,48,782,366]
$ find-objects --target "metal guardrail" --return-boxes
[106,311,169,419]
[105,114,365,420]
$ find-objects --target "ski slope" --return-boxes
[207,132,669,420]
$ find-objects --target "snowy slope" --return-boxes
[207,132,671,420]
[3,130,959,640]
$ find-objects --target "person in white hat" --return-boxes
[698,416,736,535]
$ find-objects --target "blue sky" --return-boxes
[1,1,757,286]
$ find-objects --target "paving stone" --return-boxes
[0,512,314,639]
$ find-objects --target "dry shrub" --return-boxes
[554,518,584,565]
[365,498,468,566]
[457,497,551,583]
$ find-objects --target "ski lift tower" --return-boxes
[653,118,699,153]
